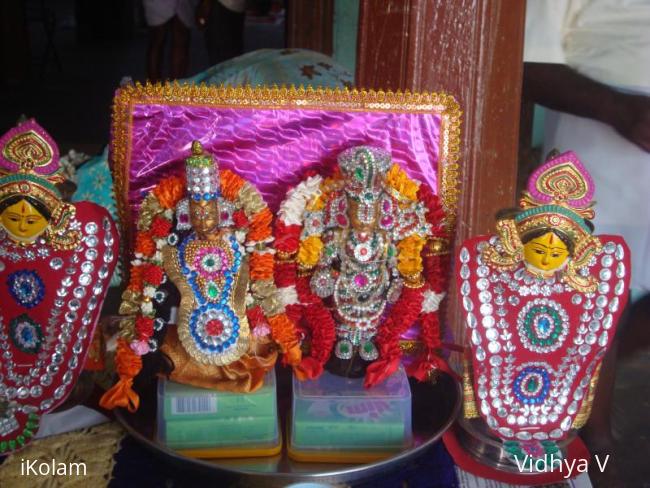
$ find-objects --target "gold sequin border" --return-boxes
[110,83,462,253]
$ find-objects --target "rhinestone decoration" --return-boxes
[189,303,239,354]
[0,210,114,456]
[9,315,44,354]
[7,270,45,308]
[358,340,379,361]
[513,364,552,405]
[179,233,243,360]
[517,299,569,353]
[460,235,628,444]
[310,269,336,298]
[334,339,353,360]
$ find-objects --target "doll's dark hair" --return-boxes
[0,195,52,220]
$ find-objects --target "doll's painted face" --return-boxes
[190,199,220,238]
[523,232,570,275]
[0,199,49,243]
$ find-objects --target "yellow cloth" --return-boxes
[0,422,124,487]
[161,326,278,393]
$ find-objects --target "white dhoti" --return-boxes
[543,110,650,292]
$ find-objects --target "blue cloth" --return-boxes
[109,437,458,487]
[185,48,354,89]
[72,147,123,287]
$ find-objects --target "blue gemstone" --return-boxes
[203,192,211,200]
[538,317,551,333]
[192,194,201,202]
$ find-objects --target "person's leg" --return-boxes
[147,22,169,82]
[581,293,649,486]
[617,293,650,358]
[205,1,245,66]
[170,15,190,79]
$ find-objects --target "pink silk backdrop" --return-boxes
[122,103,446,347]
[126,105,442,217]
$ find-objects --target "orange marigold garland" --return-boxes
[101,169,301,410]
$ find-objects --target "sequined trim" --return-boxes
[110,84,462,258]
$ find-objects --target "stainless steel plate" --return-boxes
[115,369,461,486]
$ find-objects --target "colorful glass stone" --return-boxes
[7,270,45,308]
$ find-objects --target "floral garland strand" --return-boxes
[407,183,458,382]
[101,171,301,411]
[273,174,337,379]
[276,165,449,384]
[365,180,450,388]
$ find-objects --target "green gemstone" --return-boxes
[0,441,6,452]
[26,421,37,429]
[526,378,537,392]
[24,429,33,438]
[354,168,364,180]
[363,343,374,353]
[205,258,215,267]
[339,343,350,353]
[17,435,24,446]
[207,283,219,298]
[9,440,16,450]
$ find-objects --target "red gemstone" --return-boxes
[337,215,348,226]
[360,248,368,255]
[205,319,224,336]
[220,211,230,220]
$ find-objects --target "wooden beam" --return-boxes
[286,0,334,55]
[356,0,526,352]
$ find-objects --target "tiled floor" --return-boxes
[2,3,648,487]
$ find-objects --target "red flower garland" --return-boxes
[275,173,452,386]
[135,316,155,340]
[150,216,172,238]
[365,285,426,387]
[141,263,164,287]
[366,182,451,387]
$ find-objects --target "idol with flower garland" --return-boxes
[275,146,450,386]
[448,151,630,480]
[101,141,302,412]
[0,120,119,453]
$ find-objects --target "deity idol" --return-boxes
[275,146,449,385]
[456,151,630,467]
[101,142,301,411]
[0,120,119,453]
